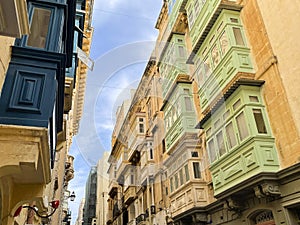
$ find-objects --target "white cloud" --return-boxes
[69,1,162,223]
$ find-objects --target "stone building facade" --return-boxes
[107,0,300,225]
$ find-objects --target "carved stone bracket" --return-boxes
[254,181,281,198]
[223,197,244,212]
[192,213,209,224]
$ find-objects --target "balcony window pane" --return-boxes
[191,151,199,157]
[249,96,259,102]
[184,164,190,181]
[194,0,200,13]
[170,177,174,193]
[211,45,220,66]
[185,97,193,111]
[219,31,229,54]
[179,169,184,185]
[216,130,226,156]
[236,111,249,141]
[225,122,237,148]
[187,7,194,27]
[178,46,185,57]
[139,123,144,133]
[233,27,245,46]
[208,139,217,162]
[174,174,179,189]
[233,99,241,111]
[253,109,267,134]
[27,8,51,48]
[223,110,230,121]
[149,148,153,159]
[193,162,201,179]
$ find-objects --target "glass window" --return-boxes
[214,119,221,129]
[184,88,190,94]
[236,111,249,141]
[149,148,153,159]
[211,45,220,66]
[179,169,184,185]
[187,6,194,27]
[233,99,241,111]
[233,27,245,46]
[174,174,179,189]
[249,96,259,102]
[225,122,237,148]
[253,109,267,134]
[230,18,239,23]
[139,123,144,133]
[216,130,226,156]
[130,174,134,184]
[208,139,217,162]
[170,177,174,193]
[219,31,229,54]
[162,139,166,153]
[194,0,200,13]
[184,164,190,181]
[223,110,230,121]
[185,97,193,111]
[27,8,51,48]
[178,46,185,57]
[193,162,201,178]
[191,151,199,157]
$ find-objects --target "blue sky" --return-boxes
[68,0,162,223]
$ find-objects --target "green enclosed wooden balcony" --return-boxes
[211,136,278,196]
[200,85,280,196]
[162,84,198,153]
[186,0,241,51]
[159,34,189,98]
[193,10,254,111]
[124,185,136,205]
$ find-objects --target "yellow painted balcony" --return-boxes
[127,134,144,162]
[108,180,118,198]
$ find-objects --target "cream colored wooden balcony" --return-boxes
[108,180,118,198]
[170,181,209,218]
[124,185,136,205]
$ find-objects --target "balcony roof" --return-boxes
[187,1,242,64]
[196,77,263,129]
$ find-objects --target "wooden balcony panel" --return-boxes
[198,47,254,112]
[211,137,279,196]
[188,0,242,51]
[170,181,209,218]
[128,135,144,162]
[165,115,198,154]
[108,181,118,198]
[124,186,136,205]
